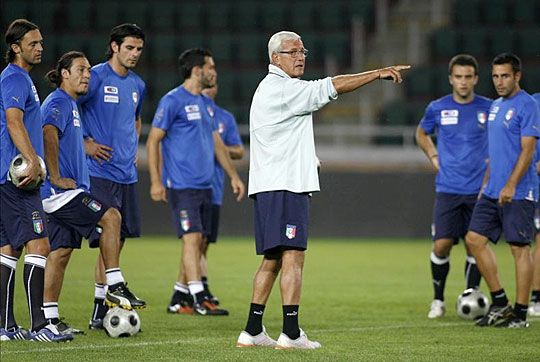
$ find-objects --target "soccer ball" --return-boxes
[103,307,141,338]
[8,154,46,190]
[456,288,489,320]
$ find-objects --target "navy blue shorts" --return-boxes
[432,192,477,243]
[207,204,221,243]
[89,176,141,240]
[253,191,309,255]
[0,182,48,250]
[469,195,535,244]
[47,192,108,250]
[167,188,212,238]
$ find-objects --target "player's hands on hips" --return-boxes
[231,176,245,202]
[150,182,167,202]
[84,137,113,164]
[498,183,516,205]
[379,65,411,83]
[50,176,76,190]
[18,156,43,188]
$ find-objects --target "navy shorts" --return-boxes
[469,195,535,244]
[167,188,212,238]
[432,192,477,243]
[0,182,48,250]
[89,176,141,240]
[253,191,309,255]
[47,192,108,250]
[207,204,221,243]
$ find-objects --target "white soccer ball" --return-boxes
[8,153,46,190]
[103,307,141,338]
[456,288,489,320]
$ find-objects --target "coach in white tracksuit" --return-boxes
[236,31,410,349]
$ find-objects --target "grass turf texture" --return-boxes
[1,237,538,361]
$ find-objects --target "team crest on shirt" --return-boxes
[505,108,515,121]
[82,196,102,212]
[285,224,297,239]
[32,211,44,234]
[477,111,487,124]
[180,210,191,231]
[207,105,214,117]
[132,92,138,104]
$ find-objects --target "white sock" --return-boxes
[174,282,189,294]
[95,283,107,299]
[43,302,59,320]
[188,281,204,296]
[105,268,125,286]
[0,253,18,269]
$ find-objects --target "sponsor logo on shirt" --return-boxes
[104,86,118,94]
[104,95,119,103]
[185,105,201,121]
[285,224,297,239]
[477,111,487,124]
[132,92,138,104]
[440,109,458,125]
[488,106,499,121]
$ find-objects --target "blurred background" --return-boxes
[1,0,539,237]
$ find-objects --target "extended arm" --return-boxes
[331,65,410,94]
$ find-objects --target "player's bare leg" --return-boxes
[509,244,532,305]
[530,237,540,316]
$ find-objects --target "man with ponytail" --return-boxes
[0,19,71,342]
[40,51,145,336]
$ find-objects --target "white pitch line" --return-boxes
[0,322,485,355]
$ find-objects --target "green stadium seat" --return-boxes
[476,72,495,98]
[87,35,107,64]
[512,0,538,25]
[317,3,346,31]
[482,0,510,25]
[205,2,231,31]
[259,3,287,31]
[406,68,435,98]
[349,0,374,30]
[178,34,206,53]
[148,1,177,32]
[119,1,148,29]
[232,34,266,65]
[58,34,89,57]
[238,70,264,100]
[208,34,234,64]
[231,1,261,31]
[1,0,32,25]
[66,0,93,31]
[29,0,58,33]
[488,29,515,56]
[320,32,349,65]
[453,0,481,26]
[214,71,235,103]
[150,34,178,65]
[521,67,540,94]
[433,65,450,98]
[289,2,316,32]
[458,29,488,57]
[379,100,412,126]
[516,28,540,58]
[430,29,458,60]
[93,0,121,31]
[176,3,204,30]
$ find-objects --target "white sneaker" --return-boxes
[528,302,540,317]
[428,299,445,319]
[275,328,321,350]
[236,326,277,347]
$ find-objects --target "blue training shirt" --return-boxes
[40,88,89,199]
[152,86,217,190]
[208,99,243,205]
[0,63,43,184]
[420,94,492,194]
[78,62,145,184]
[534,93,540,175]
[484,90,539,201]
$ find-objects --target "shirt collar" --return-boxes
[268,64,291,79]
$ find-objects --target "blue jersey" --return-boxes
[209,100,243,205]
[534,93,540,174]
[40,88,89,199]
[0,63,43,184]
[484,90,540,201]
[152,86,217,190]
[78,62,145,184]
[420,94,492,194]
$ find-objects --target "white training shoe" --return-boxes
[275,328,321,350]
[236,326,277,347]
[528,302,540,317]
[428,299,445,319]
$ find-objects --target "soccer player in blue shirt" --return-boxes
[146,48,245,316]
[530,92,540,317]
[0,19,71,342]
[78,24,146,329]
[200,84,244,305]
[416,54,491,319]
[466,53,539,328]
[40,51,145,336]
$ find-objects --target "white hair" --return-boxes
[267,31,301,63]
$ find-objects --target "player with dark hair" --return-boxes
[78,23,146,329]
[0,19,71,342]
[40,51,145,336]
[236,31,409,349]
[466,53,539,328]
[200,84,244,305]
[416,54,491,319]
[530,92,540,317]
[147,48,245,316]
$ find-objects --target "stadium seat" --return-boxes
[1,0,33,26]
[482,0,510,25]
[379,100,412,126]
[430,29,458,60]
[150,34,178,65]
[259,3,287,31]
[289,2,316,32]
[58,34,89,57]
[458,29,488,57]
[231,1,261,31]
[148,1,177,32]
[320,32,350,65]
[512,0,538,25]
[238,70,264,100]
[208,34,234,64]
[176,2,204,31]
[476,73,495,98]
[232,34,266,65]
[119,1,149,29]
[29,0,58,33]
[204,2,231,31]
[516,28,540,58]
[349,0,375,30]
[66,0,93,31]
[87,35,107,64]
[214,71,235,103]
[488,29,515,56]
[453,0,481,26]
[521,67,540,94]
[406,68,435,98]
[317,2,346,31]
[92,0,121,31]
[178,34,206,53]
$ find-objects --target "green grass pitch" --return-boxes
[1,237,538,361]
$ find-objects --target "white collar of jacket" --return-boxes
[268,64,292,79]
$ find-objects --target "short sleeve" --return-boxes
[42,98,70,137]
[151,96,176,131]
[135,80,145,118]
[223,112,243,146]
[419,102,437,134]
[519,100,540,138]
[1,73,29,112]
